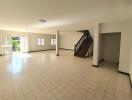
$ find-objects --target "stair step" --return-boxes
[74,30,93,58]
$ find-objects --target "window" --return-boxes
[51,38,56,45]
[37,38,44,46]
[37,38,41,45]
[41,38,44,45]
[51,39,54,45]
[6,37,12,45]
[53,39,56,45]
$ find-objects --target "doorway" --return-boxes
[99,33,121,65]
[11,37,20,52]
[7,36,26,53]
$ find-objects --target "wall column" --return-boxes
[93,24,99,67]
[56,31,60,56]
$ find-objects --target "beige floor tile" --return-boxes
[0,50,131,100]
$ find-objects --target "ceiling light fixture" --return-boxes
[38,19,47,23]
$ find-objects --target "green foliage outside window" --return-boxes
[9,40,20,51]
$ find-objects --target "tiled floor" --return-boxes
[0,50,131,100]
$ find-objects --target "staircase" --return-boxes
[74,30,93,58]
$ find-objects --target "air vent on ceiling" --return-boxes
[38,19,47,23]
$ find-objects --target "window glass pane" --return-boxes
[51,39,54,45]
[42,38,44,45]
[54,39,56,45]
[38,38,41,45]
[7,37,12,45]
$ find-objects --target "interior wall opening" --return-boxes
[6,36,26,53]
[99,32,121,68]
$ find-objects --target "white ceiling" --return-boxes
[0,0,131,33]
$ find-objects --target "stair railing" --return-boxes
[74,33,88,55]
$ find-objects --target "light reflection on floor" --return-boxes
[8,52,31,75]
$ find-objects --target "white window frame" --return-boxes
[41,38,44,45]
[51,38,56,45]
[37,38,45,46]
[53,39,56,45]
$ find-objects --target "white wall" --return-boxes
[98,33,104,62]
[99,33,121,63]
[29,33,55,51]
[129,24,132,81]
[0,30,30,53]
[0,30,56,53]
[130,45,132,81]
[99,19,132,73]
[59,32,83,50]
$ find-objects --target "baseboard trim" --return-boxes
[60,48,74,51]
[118,71,129,75]
[30,49,55,52]
[92,64,99,67]
[118,71,132,88]
[92,59,104,68]
[56,54,59,56]
[99,59,104,64]
[26,51,31,53]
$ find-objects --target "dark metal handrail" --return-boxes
[75,33,88,53]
